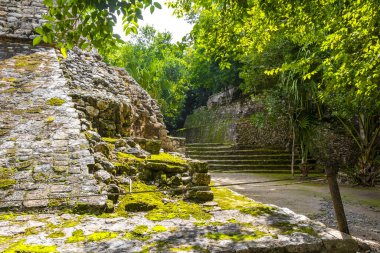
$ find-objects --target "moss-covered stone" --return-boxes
[15,160,34,170]
[46,97,65,106]
[149,153,187,165]
[87,231,118,242]
[47,231,65,238]
[0,179,16,189]
[151,225,167,233]
[205,230,270,241]
[3,239,57,253]
[144,162,186,173]
[211,186,275,216]
[65,229,85,243]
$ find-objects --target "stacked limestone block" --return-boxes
[0,0,47,40]
[60,49,168,141]
[0,42,106,210]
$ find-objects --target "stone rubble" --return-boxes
[0,201,358,253]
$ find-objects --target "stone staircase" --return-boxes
[186,143,317,174]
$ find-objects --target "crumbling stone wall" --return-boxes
[0,42,106,210]
[0,0,46,40]
[60,49,168,140]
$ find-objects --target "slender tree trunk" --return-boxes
[326,167,350,234]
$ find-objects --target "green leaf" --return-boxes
[154,2,162,9]
[150,5,155,14]
[32,36,42,46]
[60,47,67,58]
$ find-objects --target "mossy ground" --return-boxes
[211,186,276,216]
[3,239,57,253]
[115,181,211,221]
[149,153,187,165]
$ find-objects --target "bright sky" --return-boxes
[114,1,193,43]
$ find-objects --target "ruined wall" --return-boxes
[0,42,106,210]
[181,98,290,147]
[0,0,46,40]
[60,49,168,140]
[0,0,180,210]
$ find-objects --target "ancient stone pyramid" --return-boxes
[0,0,172,210]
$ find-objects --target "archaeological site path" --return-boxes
[211,172,380,243]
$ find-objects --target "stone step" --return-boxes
[187,149,290,155]
[203,159,297,165]
[208,164,293,170]
[186,145,234,151]
[186,143,231,147]
[189,154,294,160]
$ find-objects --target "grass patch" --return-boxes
[212,186,275,216]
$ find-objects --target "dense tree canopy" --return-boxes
[41,0,380,184]
[35,0,162,55]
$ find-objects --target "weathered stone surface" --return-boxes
[94,170,112,184]
[189,160,209,173]
[192,173,211,186]
[134,137,161,154]
[194,190,214,202]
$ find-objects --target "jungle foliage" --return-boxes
[42,0,380,185]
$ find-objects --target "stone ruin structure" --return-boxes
[0,0,212,212]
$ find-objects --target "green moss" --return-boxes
[146,200,211,221]
[149,153,187,165]
[0,236,12,244]
[46,97,65,106]
[15,160,33,170]
[65,229,85,243]
[4,239,57,253]
[24,227,40,236]
[170,245,209,252]
[61,220,80,228]
[115,181,163,216]
[46,116,55,123]
[133,225,149,235]
[47,231,65,238]
[87,231,118,242]
[272,222,318,237]
[117,152,144,162]
[211,186,275,216]
[0,88,17,94]
[0,179,16,189]
[0,213,17,220]
[194,221,225,227]
[101,137,119,144]
[124,225,151,241]
[206,229,270,242]
[151,225,167,233]
[1,77,17,83]
[0,167,15,179]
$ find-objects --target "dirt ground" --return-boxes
[211,172,380,243]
